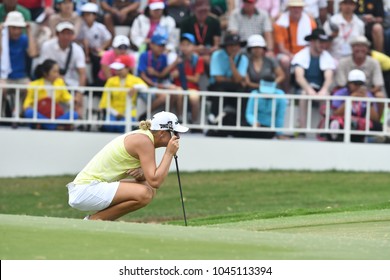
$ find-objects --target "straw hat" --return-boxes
[350,35,371,47]
[287,0,305,7]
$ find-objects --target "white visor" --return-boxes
[109,62,125,70]
[150,111,189,133]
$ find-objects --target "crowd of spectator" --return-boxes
[0,0,390,143]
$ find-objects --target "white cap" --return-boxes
[4,11,27,28]
[109,62,125,70]
[56,21,75,32]
[348,69,366,83]
[151,111,189,133]
[149,1,165,10]
[112,35,130,48]
[81,2,99,13]
[247,34,266,48]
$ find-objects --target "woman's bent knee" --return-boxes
[113,181,154,206]
[116,185,154,213]
[137,185,155,206]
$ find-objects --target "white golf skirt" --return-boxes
[67,180,120,211]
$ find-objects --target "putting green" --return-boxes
[1,209,389,260]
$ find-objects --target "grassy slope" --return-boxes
[1,171,389,225]
[1,210,389,260]
[1,171,389,259]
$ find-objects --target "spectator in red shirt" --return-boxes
[171,33,204,124]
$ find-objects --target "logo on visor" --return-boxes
[160,121,174,130]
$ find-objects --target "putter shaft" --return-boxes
[174,155,188,226]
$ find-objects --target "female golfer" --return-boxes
[67,111,188,221]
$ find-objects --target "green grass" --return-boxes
[1,170,389,259]
[1,210,389,259]
[1,171,389,224]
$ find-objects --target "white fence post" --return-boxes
[344,98,352,143]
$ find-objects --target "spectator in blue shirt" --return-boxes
[245,78,287,139]
[207,33,248,136]
[208,34,248,87]
[137,27,179,113]
[0,11,38,120]
[1,11,38,81]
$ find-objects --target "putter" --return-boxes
[174,155,188,226]
[171,130,188,226]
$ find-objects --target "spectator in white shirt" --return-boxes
[323,0,364,60]
[227,0,273,51]
[131,0,177,52]
[76,2,112,86]
[39,21,86,117]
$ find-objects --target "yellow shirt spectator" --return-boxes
[99,74,147,119]
[23,78,72,110]
[371,50,390,72]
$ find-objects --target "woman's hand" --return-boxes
[167,135,179,156]
[126,167,145,181]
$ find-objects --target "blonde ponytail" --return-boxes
[139,120,152,130]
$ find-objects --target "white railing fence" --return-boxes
[1,84,389,143]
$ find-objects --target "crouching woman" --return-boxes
[67,111,188,221]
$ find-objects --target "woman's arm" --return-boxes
[125,134,178,189]
[274,65,285,85]
[245,74,259,89]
